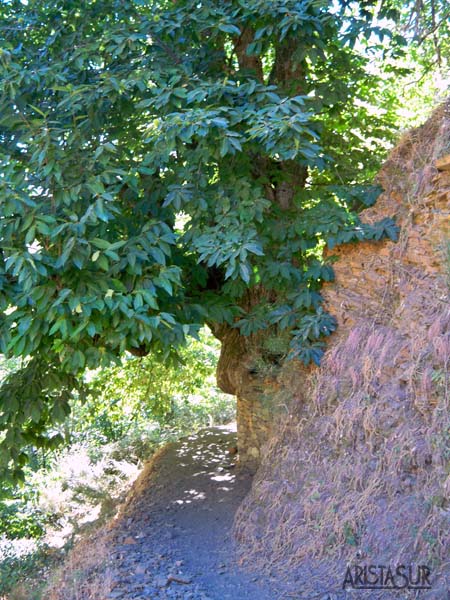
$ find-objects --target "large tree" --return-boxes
[0,0,405,482]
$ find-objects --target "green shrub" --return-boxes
[69,327,233,445]
[0,541,53,598]
[0,501,45,540]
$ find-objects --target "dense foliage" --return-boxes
[397,0,450,73]
[0,0,441,481]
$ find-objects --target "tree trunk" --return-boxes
[213,35,308,469]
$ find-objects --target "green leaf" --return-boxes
[91,238,111,250]
[218,23,241,35]
[239,263,251,284]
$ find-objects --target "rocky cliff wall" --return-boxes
[233,101,450,598]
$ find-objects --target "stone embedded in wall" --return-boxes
[436,153,450,171]
[236,390,275,472]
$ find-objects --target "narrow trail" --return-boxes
[107,425,278,600]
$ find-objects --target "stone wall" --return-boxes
[235,388,273,471]
[216,101,450,472]
[214,324,278,471]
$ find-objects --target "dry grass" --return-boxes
[379,98,450,205]
[235,309,449,592]
[45,528,113,600]
[42,444,173,600]
[233,101,450,597]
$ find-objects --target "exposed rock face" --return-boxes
[325,104,449,334]
[233,102,450,597]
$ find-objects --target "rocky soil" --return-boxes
[103,425,280,600]
[50,424,354,599]
[49,425,428,599]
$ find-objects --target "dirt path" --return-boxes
[106,425,278,600]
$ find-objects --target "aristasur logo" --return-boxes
[342,564,432,591]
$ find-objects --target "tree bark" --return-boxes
[233,28,264,82]
[212,34,309,468]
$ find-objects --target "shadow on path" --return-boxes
[108,425,277,600]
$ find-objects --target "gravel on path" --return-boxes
[106,425,279,600]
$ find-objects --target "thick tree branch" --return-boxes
[269,38,304,94]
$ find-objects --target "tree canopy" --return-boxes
[0,0,447,482]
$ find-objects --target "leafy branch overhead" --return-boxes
[0,0,408,481]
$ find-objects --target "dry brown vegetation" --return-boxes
[43,445,174,600]
[45,528,114,600]
[234,101,450,597]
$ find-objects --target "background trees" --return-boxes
[0,0,448,481]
